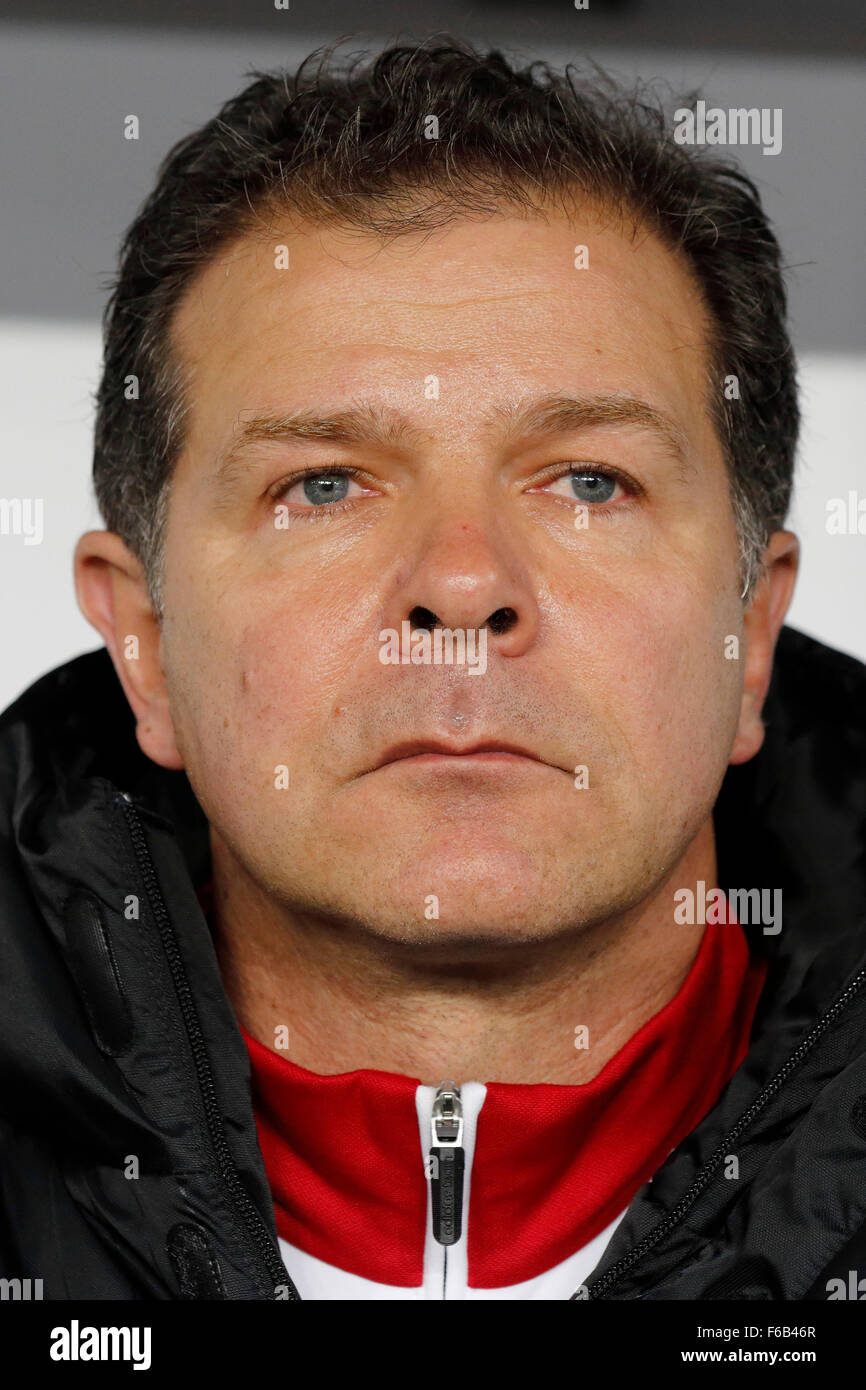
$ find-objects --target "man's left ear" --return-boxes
[729,529,799,766]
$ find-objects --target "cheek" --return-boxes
[163,547,370,802]
[579,572,743,793]
[207,605,344,772]
[160,601,295,795]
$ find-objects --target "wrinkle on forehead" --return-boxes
[359,290,554,311]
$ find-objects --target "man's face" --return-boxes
[158,204,744,946]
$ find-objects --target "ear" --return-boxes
[74,530,184,770]
[729,529,799,766]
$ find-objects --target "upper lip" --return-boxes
[374,738,546,769]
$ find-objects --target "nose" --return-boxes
[381,512,541,659]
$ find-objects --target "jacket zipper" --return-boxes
[430,1081,465,1249]
[118,792,299,1301]
[582,957,866,1300]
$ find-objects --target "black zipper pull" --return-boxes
[430,1081,465,1246]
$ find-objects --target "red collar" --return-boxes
[235,919,766,1288]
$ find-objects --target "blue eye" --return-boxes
[301,473,352,506]
[537,468,624,507]
[569,471,617,504]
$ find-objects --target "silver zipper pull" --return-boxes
[429,1082,465,1246]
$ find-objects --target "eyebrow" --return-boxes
[214,402,426,488]
[497,393,693,473]
[214,391,693,486]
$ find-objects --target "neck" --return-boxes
[212,819,717,1086]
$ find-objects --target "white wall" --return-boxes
[787,356,866,663]
[0,317,863,711]
[0,319,101,710]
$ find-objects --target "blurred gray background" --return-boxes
[1,0,864,705]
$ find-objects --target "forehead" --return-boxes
[170,205,715,460]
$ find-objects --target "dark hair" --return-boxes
[93,38,798,615]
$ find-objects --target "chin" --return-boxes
[372,860,568,937]
[360,906,569,956]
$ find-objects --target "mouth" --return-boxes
[373,738,549,771]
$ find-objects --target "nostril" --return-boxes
[488,607,517,636]
[409,606,439,631]
[407,606,517,635]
